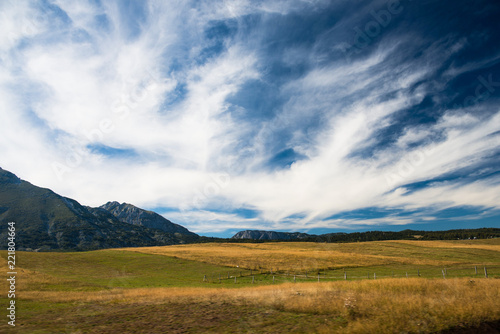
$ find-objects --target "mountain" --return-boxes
[0,167,197,251]
[232,230,313,240]
[99,201,196,236]
[231,228,500,242]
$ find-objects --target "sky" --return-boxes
[1,0,499,237]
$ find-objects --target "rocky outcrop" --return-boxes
[231,230,313,240]
[99,201,196,236]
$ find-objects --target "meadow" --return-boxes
[1,239,500,333]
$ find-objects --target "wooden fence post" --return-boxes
[442,269,446,279]
[344,272,347,280]
[273,276,275,283]
[475,266,477,275]
[484,266,488,278]
[318,274,320,283]
[203,274,207,282]
[406,272,408,278]
[252,276,255,284]
[234,277,237,283]
[417,269,420,277]
[294,275,296,283]
[374,273,376,280]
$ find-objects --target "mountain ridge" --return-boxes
[232,230,314,240]
[0,167,198,251]
[2,167,499,250]
[99,201,196,236]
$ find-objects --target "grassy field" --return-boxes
[1,239,500,333]
[118,239,500,280]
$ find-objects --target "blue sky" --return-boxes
[1,0,499,237]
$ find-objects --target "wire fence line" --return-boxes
[202,265,500,284]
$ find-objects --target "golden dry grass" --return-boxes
[115,239,500,271]
[113,242,419,271]
[390,239,500,250]
[18,278,500,333]
[3,240,500,333]
[16,267,77,290]
[201,246,390,269]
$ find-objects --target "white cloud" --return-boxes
[1,0,499,234]
[384,177,500,211]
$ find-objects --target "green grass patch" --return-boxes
[1,250,254,290]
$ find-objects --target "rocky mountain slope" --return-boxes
[99,201,196,236]
[232,230,313,240]
[0,167,198,251]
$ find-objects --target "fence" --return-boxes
[202,265,500,285]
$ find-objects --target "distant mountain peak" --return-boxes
[100,201,196,236]
[232,230,313,241]
[0,167,22,185]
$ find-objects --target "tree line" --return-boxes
[193,228,500,244]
